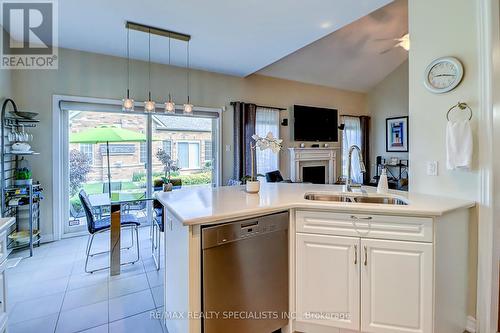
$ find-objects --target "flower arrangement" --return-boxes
[244,132,282,192]
[156,149,180,190]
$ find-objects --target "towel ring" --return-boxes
[447,102,472,121]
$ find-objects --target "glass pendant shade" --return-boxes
[165,94,175,113]
[183,100,193,114]
[144,99,156,113]
[144,92,156,113]
[122,97,134,112]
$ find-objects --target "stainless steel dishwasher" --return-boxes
[201,211,289,333]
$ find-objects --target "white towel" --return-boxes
[446,120,473,170]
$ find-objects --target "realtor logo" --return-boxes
[0,0,58,69]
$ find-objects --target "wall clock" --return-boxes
[424,57,464,94]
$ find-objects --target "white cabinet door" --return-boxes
[361,239,433,333]
[296,233,360,330]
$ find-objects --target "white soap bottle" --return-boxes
[377,168,389,194]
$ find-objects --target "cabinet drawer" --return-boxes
[296,210,433,242]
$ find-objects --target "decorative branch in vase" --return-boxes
[243,132,283,193]
[156,149,180,192]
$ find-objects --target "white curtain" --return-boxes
[255,107,280,175]
[342,116,363,183]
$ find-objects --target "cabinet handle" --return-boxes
[351,215,373,220]
[354,245,358,265]
[364,246,368,266]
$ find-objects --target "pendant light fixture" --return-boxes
[144,29,156,113]
[183,40,193,115]
[164,36,175,113]
[122,27,134,111]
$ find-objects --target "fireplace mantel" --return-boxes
[288,148,338,184]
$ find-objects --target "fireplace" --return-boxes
[288,148,338,184]
[303,166,326,184]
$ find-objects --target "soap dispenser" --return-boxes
[377,168,389,194]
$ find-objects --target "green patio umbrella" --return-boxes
[70,126,147,197]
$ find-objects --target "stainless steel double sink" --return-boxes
[304,192,409,205]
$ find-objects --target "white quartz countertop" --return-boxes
[155,183,475,226]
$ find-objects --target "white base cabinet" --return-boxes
[361,239,432,333]
[296,234,360,331]
[294,209,470,333]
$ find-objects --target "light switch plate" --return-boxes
[426,161,438,176]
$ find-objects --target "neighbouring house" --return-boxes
[69,111,214,183]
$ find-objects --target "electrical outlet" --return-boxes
[426,161,438,176]
[225,144,231,152]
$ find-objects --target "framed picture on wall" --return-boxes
[386,116,408,152]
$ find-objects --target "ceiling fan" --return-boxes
[377,33,410,54]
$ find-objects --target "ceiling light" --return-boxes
[144,30,155,113]
[183,40,193,115]
[320,21,332,29]
[164,36,175,113]
[122,28,134,111]
[398,34,410,51]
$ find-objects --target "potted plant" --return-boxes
[156,149,180,192]
[244,132,283,193]
[14,167,32,186]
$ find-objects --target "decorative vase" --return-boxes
[163,182,173,192]
[246,180,260,193]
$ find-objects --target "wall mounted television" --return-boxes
[293,105,339,142]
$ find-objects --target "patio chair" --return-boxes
[151,199,164,270]
[79,189,141,274]
[69,202,85,223]
[123,192,147,217]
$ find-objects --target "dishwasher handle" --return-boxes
[240,221,259,237]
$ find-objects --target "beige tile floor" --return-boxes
[5,227,165,333]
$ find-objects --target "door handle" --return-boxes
[350,215,373,220]
[354,245,358,265]
[364,246,368,266]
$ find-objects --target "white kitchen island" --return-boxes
[156,183,475,333]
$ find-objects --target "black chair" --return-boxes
[151,199,164,270]
[79,190,141,274]
[265,170,284,183]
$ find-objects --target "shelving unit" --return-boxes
[0,99,42,257]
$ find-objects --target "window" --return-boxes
[79,144,93,164]
[342,116,362,183]
[162,140,172,157]
[139,142,146,163]
[255,107,280,174]
[204,140,212,162]
[178,142,200,169]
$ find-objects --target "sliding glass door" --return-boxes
[62,103,220,236]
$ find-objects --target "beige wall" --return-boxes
[368,60,409,176]
[0,67,11,100]
[409,0,479,317]
[9,47,367,239]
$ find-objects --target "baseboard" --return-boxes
[41,233,54,243]
[465,315,477,333]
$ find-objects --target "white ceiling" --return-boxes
[58,0,393,77]
[257,0,408,92]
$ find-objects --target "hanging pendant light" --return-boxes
[183,40,193,115]
[122,27,134,111]
[165,36,175,113]
[144,29,156,113]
